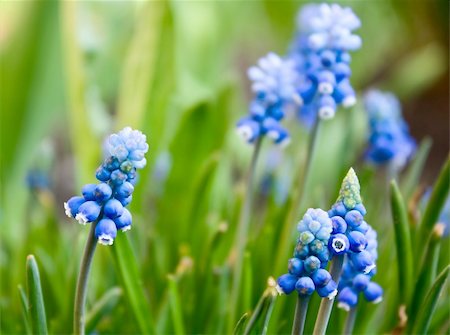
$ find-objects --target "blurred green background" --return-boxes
[0,1,448,334]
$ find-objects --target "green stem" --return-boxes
[344,308,357,335]
[229,137,263,331]
[313,254,345,335]
[275,119,322,273]
[74,223,97,335]
[291,295,310,335]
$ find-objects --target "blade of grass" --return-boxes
[401,137,432,200]
[167,275,186,335]
[26,255,48,335]
[412,265,449,334]
[111,234,154,334]
[85,287,122,333]
[18,285,32,335]
[419,157,450,239]
[389,180,414,304]
[234,313,249,335]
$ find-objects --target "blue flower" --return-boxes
[64,127,148,245]
[364,90,416,169]
[236,53,300,146]
[277,208,337,299]
[291,3,361,126]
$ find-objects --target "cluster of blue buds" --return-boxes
[364,90,416,169]
[277,208,338,299]
[327,168,376,273]
[64,127,149,245]
[325,168,382,309]
[236,52,301,147]
[291,3,361,127]
[337,225,383,310]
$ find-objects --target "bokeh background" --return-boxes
[1,1,448,334]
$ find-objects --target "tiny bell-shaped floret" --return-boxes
[347,230,367,252]
[64,196,85,218]
[317,280,337,299]
[352,273,370,292]
[236,118,260,143]
[115,181,134,199]
[110,170,127,185]
[96,166,111,182]
[114,208,132,232]
[295,276,315,296]
[345,210,363,228]
[75,201,101,225]
[104,199,124,219]
[337,287,358,311]
[118,195,132,207]
[304,256,321,273]
[350,250,376,274]
[331,216,347,234]
[277,274,298,294]
[311,268,331,287]
[363,282,383,303]
[82,184,97,201]
[95,218,118,246]
[288,258,304,276]
[94,183,112,203]
[328,233,349,255]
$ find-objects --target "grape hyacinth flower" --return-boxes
[68,127,148,335]
[65,127,148,245]
[291,3,361,126]
[277,208,337,299]
[236,52,301,147]
[364,90,416,170]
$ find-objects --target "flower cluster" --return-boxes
[64,127,149,245]
[337,225,383,310]
[364,90,416,169]
[291,3,361,127]
[277,208,338,299]
[236,53,300,147]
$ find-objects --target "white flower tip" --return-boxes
[267,130,280,141]
[318,83,334,95]
[75,213,88,225]
[343,96,356,108]
[121,225,131,232]
[332,237,347,253]
[318,106,335,120]
[292,93,303,106]
[236,126,253,141]
[363,263,376,274]
[98,234,114,246]
[327,289,338,300]
[372,297,383,304]
[275,284,285,296]
[279,137,291,149]
[64,202,72,218]
[337,302,351,312]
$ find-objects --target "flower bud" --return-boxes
[295,276,315,296]
[95,218,117,246]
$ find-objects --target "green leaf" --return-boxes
[408,224,444,330]
[167,275,186,335]
[401,137,432,200]
[233,313,249,335]
[111,235,155,334]
[419,157,450,239]
[26,255,48,335]
[85,287,122,333]
[412,265,449,334]
[390,180,414,303]
[18,285,32,335]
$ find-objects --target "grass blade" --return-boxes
[419,157,450,238]
[234,313,249,335]
[167,275,186,335]
[18,285,32,335]
[390,180,414,304]
[85,287,122,333]
[111,234,154,334]
[26,255,48,335]
[412,265,449,334]
[401,137,432,200]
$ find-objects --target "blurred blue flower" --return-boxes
[364,90,416,169]
[237,53,301,146]
[291,3,361,126]
[64,127,148,245]
[277,208,337,299]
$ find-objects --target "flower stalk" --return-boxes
[292,296,310,335]
[344,307,357,335]
[73,222,97,335]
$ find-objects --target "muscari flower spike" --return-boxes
[64,127,149,245]
[277,208,338,300]
[291,3,361,127]
[364,90,416,170]
[236,52,301,147]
